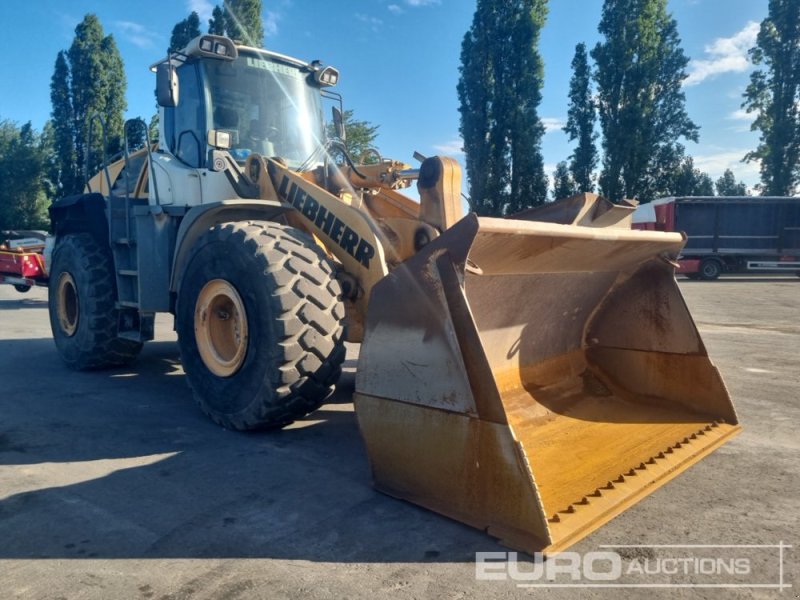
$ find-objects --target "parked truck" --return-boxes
[633,196,800,280]
[0,230,49,292]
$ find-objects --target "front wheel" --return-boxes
[48,233,142,369]
[176,221,346,430]
[698,258,722,281]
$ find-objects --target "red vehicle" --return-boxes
[0,231,48,293]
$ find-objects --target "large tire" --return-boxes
[176,221,346,430]
[698,258,722,281]
[48,233,142,369]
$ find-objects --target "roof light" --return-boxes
[314,66,339,87]
[183,35,238,61]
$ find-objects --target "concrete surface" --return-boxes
[0,276,797,599]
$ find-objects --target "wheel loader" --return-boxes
[46,34,740,555]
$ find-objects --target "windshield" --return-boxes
[203,52,325,168]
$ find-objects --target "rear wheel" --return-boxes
[13,284,31,293]
[683,273,701,280]
[48,233,142,369]
[698,258,722,281]
[176,221,346,430]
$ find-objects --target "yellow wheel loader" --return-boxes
[46,34,740,554]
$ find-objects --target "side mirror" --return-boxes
[156,63,179,107]
[332,106,346,142]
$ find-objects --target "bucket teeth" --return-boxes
[546,421,738,534]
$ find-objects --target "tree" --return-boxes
[670,157,714,196]
[552,161,577,200]
[592,0,698,203]
[564,43,597,193]
[716,169,749,196]
[50,14,127,196]
[208,6,226,35]
[458,0,549,216]
[742,0,800,196]
[327,109,380,163]
[0,121,51,231]
[170,11,201,52]
[223,0,264,46]
[50,50,77,195]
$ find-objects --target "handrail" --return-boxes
[85,113,112,194]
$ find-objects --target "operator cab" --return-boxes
[155,35,339,171]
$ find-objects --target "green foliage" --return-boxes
[716,169,749,196]
[50,14,127,196]
[552,161,577,200]
[208,6,226,35]
[50,50,77,195]
[458,0,549,216]
[742,0,800,196]
[326,109,380,164]
[223,0,264,46]
[0,120,51,231]
[170,11,201,52]
[148,114,160,144]
[564,43,597,193]
[670,156,715,196]
[592,0,698,203]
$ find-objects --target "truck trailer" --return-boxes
[633,196,800,279]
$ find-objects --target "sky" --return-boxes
[0,0,770,191]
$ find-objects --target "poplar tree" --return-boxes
[592,0,698,203]
[564,43,597,193]
[50,14,127,196]
[742,0,800,196]
[50,51,77,195]
[552,161,577,200]
[169,11,201,52]
[458,0,549,216]
[208,6,226,35]
[223,0,264,46]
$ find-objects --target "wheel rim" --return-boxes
[703,263,718,277]
[56,272,79,336]
[194,279,249,377]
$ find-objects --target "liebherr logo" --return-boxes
[279,178,376,268]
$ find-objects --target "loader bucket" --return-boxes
[354,212,740,554]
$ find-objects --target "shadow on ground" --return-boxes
[0,297,48,309]
[0,338,496,562]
